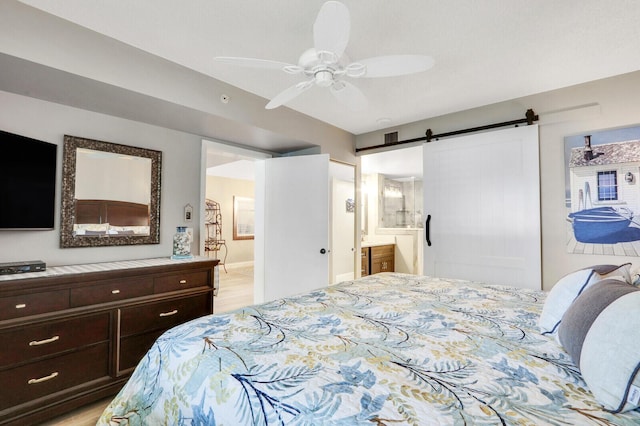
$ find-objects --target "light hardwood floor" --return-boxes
[39,264,253,425]
[214,263,254,313]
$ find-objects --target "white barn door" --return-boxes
[423,125,541,290]
[255,154,330,302]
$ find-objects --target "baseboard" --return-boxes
[335,272,355,283]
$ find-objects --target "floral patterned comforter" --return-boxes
[98,273,640,425]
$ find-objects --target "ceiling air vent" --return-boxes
[384,131,398,145]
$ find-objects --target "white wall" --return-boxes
[357,71,640,290]
[0,90,202,266]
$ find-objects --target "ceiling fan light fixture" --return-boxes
[298,48,321,68]
[317,50,339,65]
[332,80,346,91]
[345,62,366,78]
[315,69,334,87]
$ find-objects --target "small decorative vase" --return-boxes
[171,226,192,259]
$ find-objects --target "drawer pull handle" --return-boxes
[179,279,187,284]
[28,371,59,385]
[15,303,26,309]
[29,335,60,346]
[159,309,178,317]
[111,289,121,294]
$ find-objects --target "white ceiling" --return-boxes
[17,0,640,136]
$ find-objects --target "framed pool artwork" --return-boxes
[565,124,640,255]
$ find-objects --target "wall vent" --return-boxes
[384,131,398,145]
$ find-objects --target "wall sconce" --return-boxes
[626,172,634,183]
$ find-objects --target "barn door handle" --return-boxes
[426,215,432,247]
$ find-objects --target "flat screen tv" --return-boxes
[0,130,57,230]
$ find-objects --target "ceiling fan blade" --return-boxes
[356,55,435,78]
[313,1,350,59]
[214,56,300,72]
[265,80,314,109]
[330,80,367,111]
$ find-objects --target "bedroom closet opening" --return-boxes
[202,140,356,310]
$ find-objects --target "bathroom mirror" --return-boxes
[60,135,162,248]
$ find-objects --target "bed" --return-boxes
[97,272,640,425]
[73,199,150,235]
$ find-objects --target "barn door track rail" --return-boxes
[355,109,538,153]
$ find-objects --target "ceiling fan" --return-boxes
[214,1,434,110]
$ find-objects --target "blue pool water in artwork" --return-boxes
[568,207,640,243]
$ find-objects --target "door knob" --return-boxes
[320,248,327,254]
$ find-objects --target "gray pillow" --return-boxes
[538,263,631,337]
[558,279,640,413]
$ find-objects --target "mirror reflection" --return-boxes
[60,135,162,248]
[361,173,424,230]
[379,176,423,229]
[74,148,152,236]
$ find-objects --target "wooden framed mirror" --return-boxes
[60,135,162,248]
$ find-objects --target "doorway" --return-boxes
[360,145,424,275]
[201,140,356,310]
[201,140,271,312]
[330,160,356,284]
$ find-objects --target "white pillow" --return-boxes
[538,264,631,337]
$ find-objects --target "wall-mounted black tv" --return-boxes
[0,130,57,230]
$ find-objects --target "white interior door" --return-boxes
[423,125,541,290]
[254,154,330,303]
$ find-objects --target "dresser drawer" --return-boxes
[154,270,210,293]
[70,277,154,307]
[0,312,110,368]
[0,290,69,321]
[119,293,211,337]
[0,342,109,411]
[118,329,166,373]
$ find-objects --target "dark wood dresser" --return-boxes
[0,257,218,425]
